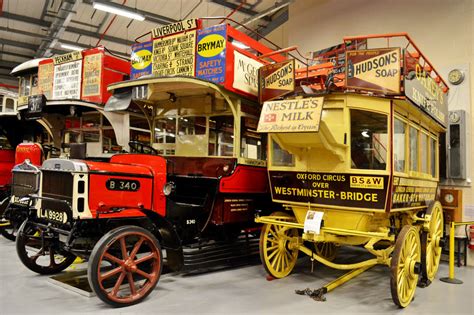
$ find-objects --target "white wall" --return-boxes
[288,0,474,265]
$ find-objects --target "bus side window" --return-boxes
[393,118,406,172]
[409,126,418,172]
[271,138,294,167]
[209,116,234,157]
[350,109,388,170]
[5,98,15,112]
[430,137,437,177]
[240,117,265,160]
[420,132,429,174]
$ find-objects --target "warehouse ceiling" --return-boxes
[0,0,290,86]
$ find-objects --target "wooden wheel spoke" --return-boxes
[135,252,156,265]
[127,272,137,296]
[282,251,289,269]
[111,272,126,296]
[267,238,278,245]
[397,268,405,283]
[267,248,279,261]
[100,266,123,281]
[129,237,145,261]
[104,252,124,266]
[271,252,281,269]
[268,227,278,239]
[120,237,129,260]
[276,252,282,271]
[134,268,153,281]
[266,244,279,251]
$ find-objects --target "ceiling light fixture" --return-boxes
[60,43,84,51]
[93,1,145,21]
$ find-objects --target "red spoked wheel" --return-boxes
[88,226,163,307]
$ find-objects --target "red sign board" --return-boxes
[259,59,295,103]
[345,48,401,94]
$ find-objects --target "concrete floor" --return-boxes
[0,237,472,315]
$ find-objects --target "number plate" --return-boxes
[106,178,140,192]
[12,196,29,206]
[39,209,68,224]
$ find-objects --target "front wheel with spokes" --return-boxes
[259,211,299,279]
[88,226,163,307]
[421,202,444,283]
[390,225,421,308]
[16,220,76,274]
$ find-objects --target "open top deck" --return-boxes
[260,33,449,129]
[257,33,448,214]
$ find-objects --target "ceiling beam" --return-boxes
[2,11,136,48]
[0,74,17,82]
[237,1,291,30]
[66,26,135,46]
[210,0,271,21]
[0,38,37,51]
[1,26,129,60]
[0,26,49,40]
[37,0,80,57]
[0,50,32,60]
[0,12,49,27]
[258,8,288,37]
[0,60,22,69]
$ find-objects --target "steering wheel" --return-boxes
[128,141,158,155]
[42,144,61,157]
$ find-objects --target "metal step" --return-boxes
[181,234,260,272]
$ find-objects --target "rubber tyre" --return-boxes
[0,197,15,241]
[16,220,76,275]
[88,225,163,307]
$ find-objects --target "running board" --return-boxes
[181,235,260,272]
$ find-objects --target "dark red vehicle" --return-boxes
[14,19,286,307]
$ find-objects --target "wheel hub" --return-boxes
[124,259,137,272]
[405,258,417,278]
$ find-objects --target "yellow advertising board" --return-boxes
[151,19,198,38]
[38,62,54,99]
[82,53,102,97]
[152,31,196,77]
[53,50,82,65]
[346,48,401,94]
[18,96,28,107]
[257,97,324,133]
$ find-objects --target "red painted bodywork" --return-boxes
[219,165,268,194]
[223,25,286,99]
[166,156,236,177]
[37,47,129,104]
[81,47,129,104]
[15,143,43,166]
[85,154,167,218]
[0,149,14,189]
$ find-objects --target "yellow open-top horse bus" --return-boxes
[255,33,449,308]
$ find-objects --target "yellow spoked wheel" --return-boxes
[421,202,444,282]
[390,225,421,308]
[259,211,299,279]
[314,242,338,262]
